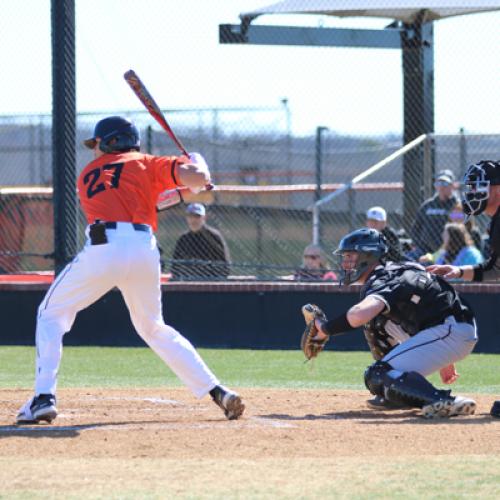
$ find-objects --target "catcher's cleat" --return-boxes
[366,395,411,410]
[16,394,57,425]
[490,400,500,418]
[210,385,245,420]
[422,396,476,419]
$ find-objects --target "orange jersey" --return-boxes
[77,152,184,231]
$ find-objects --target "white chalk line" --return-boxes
[1,395,294,432]
[0,416,293,433]
[81,396,184,405]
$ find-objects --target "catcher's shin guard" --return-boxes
[384,371,451,409]
[364,361,393,397]
[490,400,500,418]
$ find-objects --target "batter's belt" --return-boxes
[89,221,151,245]
[103,222,150,232]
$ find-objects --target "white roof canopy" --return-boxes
[241,0,500,24]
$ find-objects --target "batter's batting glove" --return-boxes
[188,152,212,191]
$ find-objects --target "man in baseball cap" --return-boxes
[410,169,459,258]
[171,203,230,280]
[366,206,387,224]
[435,169,455,186]
[365,206,405,262]
[185,202,206,217]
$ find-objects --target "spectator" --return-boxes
[410,169,460,258]
[294,243,337,281]
[365,206,406,262]
[171,203,230,280]
[433,223,484,269]
[448,201,484,252]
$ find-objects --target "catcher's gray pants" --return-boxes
[381,316,477,376]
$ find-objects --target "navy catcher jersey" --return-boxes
[360,261,469,336]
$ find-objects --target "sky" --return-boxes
[1,0,499,136]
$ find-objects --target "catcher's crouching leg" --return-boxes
[365,361,476,418]
[365,360,449,407]
[364,361,412,410]
[364,361,392,397]
[387,372,476,418]
[364,361,476,418]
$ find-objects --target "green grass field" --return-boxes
[1,346,498,393]
[1,347,499,499]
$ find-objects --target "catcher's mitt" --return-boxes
[300,304,328,360]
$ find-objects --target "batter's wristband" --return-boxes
[323,313,355,336]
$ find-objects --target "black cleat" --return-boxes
[210,385,245,420]
[16,394,57,424]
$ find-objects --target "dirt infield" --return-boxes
[1,388,499,497]
[1,388,498,457]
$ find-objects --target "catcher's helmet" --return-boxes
[84,116,140,153]
[334,228,388,285]
[461,160,500,220]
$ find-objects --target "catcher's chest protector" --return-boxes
[362,262,461,336]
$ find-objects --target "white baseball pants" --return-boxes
[34,222,219,398]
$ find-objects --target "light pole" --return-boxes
[315,126,328,202]
[314,126,328,244]
[281,98,292,186]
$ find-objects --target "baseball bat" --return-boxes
[124,69,189,156]
[124,70,213,210]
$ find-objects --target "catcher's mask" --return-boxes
[84,116,140,154]
[461,160,500,221]
[333,228,388,285]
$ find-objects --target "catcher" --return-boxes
[300,228,477,419]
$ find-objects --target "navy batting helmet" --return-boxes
[334,228,388,285]
[84,116,140,153]
[461,160,500,220]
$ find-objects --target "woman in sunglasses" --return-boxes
[294,244,337,281]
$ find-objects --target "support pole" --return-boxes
[314,126,328,245]
[401,17,434,231]
[51,0,77,274]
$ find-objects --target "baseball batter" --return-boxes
[313,228,478,418]
[428,160,500,418]
[16,116,245,424]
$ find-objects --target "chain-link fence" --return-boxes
[1,2,498,280]
[0,108,497,278]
